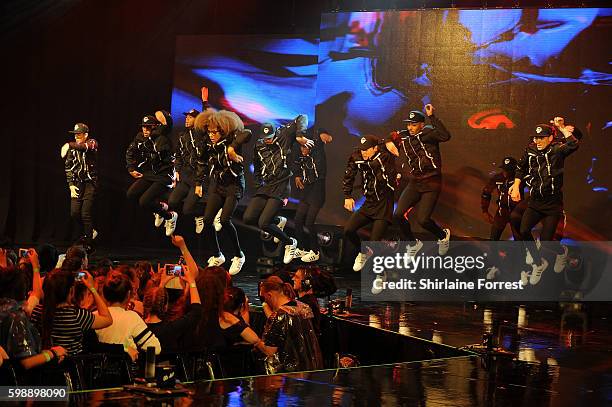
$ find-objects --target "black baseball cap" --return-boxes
[68,123,89,133]
[183,109,200,118]
[499,156,517,171]
[403,110,426,123]
[532,124,553,138]
[260,122,276,138]
[358,134,380,150]
[140,115,159,126]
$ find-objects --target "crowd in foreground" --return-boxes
[0,235,333,386]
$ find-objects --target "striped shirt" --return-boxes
[95,307,161,355]
[30,305,94,356]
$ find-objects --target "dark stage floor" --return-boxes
[69,355,610,406]
[65,243,612,406]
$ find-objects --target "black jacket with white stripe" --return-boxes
[64,139,98,187]
[253,114,308,189]
[126,131,173,182]
[195,129,252,188]
[389,114,451,180]
[291,137,327,185]
[343,145,397,201]
[175,127,207,185]
[514,135,579,200]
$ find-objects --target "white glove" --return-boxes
[69,185,80,199]
[60,143,69,158]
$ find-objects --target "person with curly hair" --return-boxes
[194,110,251,275]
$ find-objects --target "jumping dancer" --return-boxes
[481,156,521,241]
[168,87,214,233]
[481,156,522,280]
[509,123,579,285]
[509,116,583,277]
[291,129,333,263]
[387,104,451,261]
[60,122,98,245]
[343,134,397,272]
[243,115,313,265]
[194,110,251,275]
[126,112,177,236]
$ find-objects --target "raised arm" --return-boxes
[68,139,98,152]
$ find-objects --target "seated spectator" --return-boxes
[183,266,230,352]
[115,265,144,316]
[31,269,113,356]
[0,263,68,372]
[261,276,296,319]
[144,235,203,354]
[220,286,262,347]
[134,261,153,300]
[94,258,113,278]
[257,279,323,374]
[95,272,161,359]
[292,267,322,337]
[36,243,59,276]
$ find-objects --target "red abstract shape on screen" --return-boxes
[468,109,515,130]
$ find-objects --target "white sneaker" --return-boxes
[195,216,205,234]
[229,252,245,275]
[165,212,178,236]
[214,208,223,232]
[525,248,534,265]
[92,229,98,240]
[294,248,309,258]
[485,266,500,280]
[406,239,423,266]
[353,250,372,272]
[554,245,569,273]
[301,250,320,263]
[371,274,385,295]
[520,270,531,287]
[283,237,298,264]
[525,240,541,265]
[207,253,226,267]
[154,213,164,228]
[529,258,549,285]
[273,216,288,244]
[437,228,451,255]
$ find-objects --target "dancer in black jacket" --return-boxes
[343,135,397,272]
[61,123,98,244]
[291,129,333,263]
[194,110,251,275]
[126,112,177,236]
[481,156,521,241]
[243,115,314,265]
[168,87,215,233]
[509,123,579,285]
[387,104,451,263]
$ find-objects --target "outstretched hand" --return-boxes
[170,234,186,249]
[424,104,434,116]
[201,86,209,102]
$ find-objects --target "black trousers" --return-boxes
[510,199,566,241]
[344,212,388,255]
[243,196,291,245]
[393,176,445,241]
[126,178,172,220]
[294,201,321,251]
[519,199,564,265]
[203,190,242,257]
[70,182,96,239]
[489,208,521,241]
[168,181,204,217]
